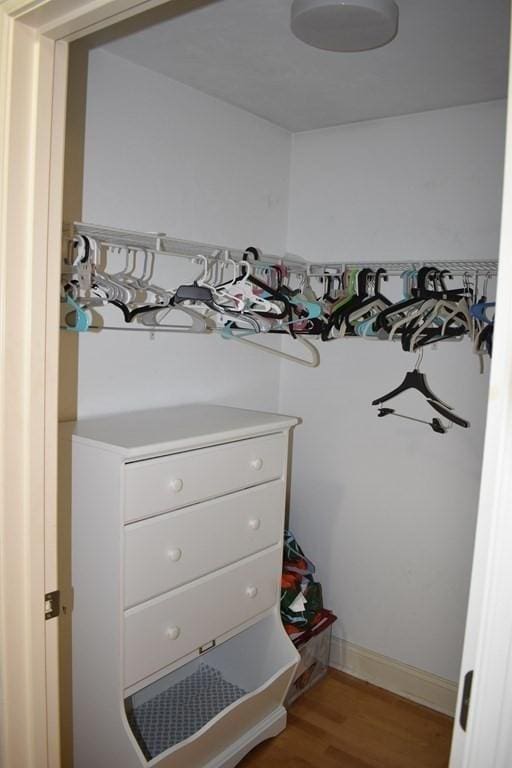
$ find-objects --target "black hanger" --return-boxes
[377,408,449,434]
[372,368,453,408]
[322,275,341,303]
[321,268,372,341]
[375,268,467,335]
[243,246,261,262]
[72,234,91,265]
[426,399,470,428]
[343,268,392,335]
[397,270,471,350]
[477,323,494,357]
[412,267,466,300]
[399,319,467,352]
[372,356,470,429]
[174,284,215,305]
[109,298,172,323]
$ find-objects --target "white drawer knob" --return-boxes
[169,478,184,493]
[246,585,258,599]
[166,626,181,640]
[250,458,263,471]
[248,518,261,530]
[167,548,182,562]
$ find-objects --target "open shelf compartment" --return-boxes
[124,612,299,767]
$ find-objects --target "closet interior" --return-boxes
[59,0,509,766]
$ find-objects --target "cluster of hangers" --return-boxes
[62,225,497,434]
[63,233,495,359]
[309,265,495,356]
[62,235,323,365]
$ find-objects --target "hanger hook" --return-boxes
[193,254,211,286]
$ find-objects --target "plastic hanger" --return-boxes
[388,298,438,342]
[335,269,378,337]
[220,315,275,339]
[371,349,470,428]
[405,297,468,351]
[470,301,495,324]
[69,235,90,266]
[475,323,494,357]
[328,268,358,313]
[374,267,462,335]
[322,268,364,341]
[63,294,91,332]
[222,261,283,314]
[223,267,291,319]
[173,283,262,331]
[348,269,392,336]
[393,270,471,350]
[373,270,433,333]
[440,296,472,338]
[377,408,453,435]
[371,350,451,406]
[194,254,247,312]
[225,332,320,367]
[137,304,214,333]
[102,246,143,303]
[377,408,451,434]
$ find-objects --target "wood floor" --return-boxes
[240,669,453,768]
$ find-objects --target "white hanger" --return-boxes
[388,298,438,342]
[193,253,246,312]
[226,333,320,367]
[218,259,280,314]
[137,304,214,333]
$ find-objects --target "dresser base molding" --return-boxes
[204,707,287,768]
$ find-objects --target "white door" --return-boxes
[449,24,512,765]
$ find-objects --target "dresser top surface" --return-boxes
[70,404,299,457]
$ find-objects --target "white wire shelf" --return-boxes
[66,222,499,277]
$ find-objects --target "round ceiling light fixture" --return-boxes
[290,0,399,52]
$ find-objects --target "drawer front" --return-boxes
[124,546,282,688]
[124,480,285,608]
[123,432,287,523]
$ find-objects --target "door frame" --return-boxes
[0,4,173,767]
[0,2,511,767]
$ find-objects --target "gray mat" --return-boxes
[128,663,247,759]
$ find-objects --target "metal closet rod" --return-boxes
[68,222,499,277]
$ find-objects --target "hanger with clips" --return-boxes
[377,407,451,434]
[372,349,470,430]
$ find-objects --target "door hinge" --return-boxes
[45,590,60,620]
[460,669,473,731]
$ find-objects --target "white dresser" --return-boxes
[69,405,300,768]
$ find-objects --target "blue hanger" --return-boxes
[470,301,495,324]
[400,268,417,300]
[64,294,90,332]
[355,316,379,337]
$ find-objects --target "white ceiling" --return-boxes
[100,0,509,132]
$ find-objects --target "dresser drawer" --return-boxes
[123,432,286,523]
[124,480,284,608]
[124,546,282,688]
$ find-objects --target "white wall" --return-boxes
[283,101,506,681]
[79,49,291,418]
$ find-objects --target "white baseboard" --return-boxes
[329,636,457,717]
